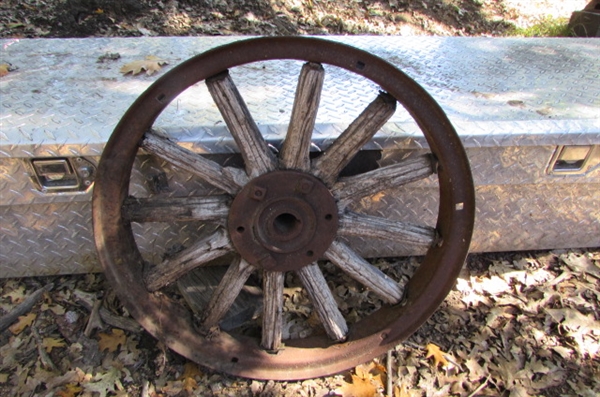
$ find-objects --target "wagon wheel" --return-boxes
[93,37,474,380]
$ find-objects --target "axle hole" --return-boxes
[307,250,314,257]
[273,213,300,235]
[325,214,333,220]
[356,61,366,70]
[237,226,245,233]
[231,357,239,363]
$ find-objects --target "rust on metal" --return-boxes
[228,170,338,272]
[93,36,475,380]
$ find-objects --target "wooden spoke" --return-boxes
[145,228,233,291]
[311,92,396,186]
[333,154,434,209]
[199,256,256,333]
[338,212,435,247]
[325,240,403,304]
[296,263,348,342]
[279,62,325,172]
[142,131,247,195]
[261,271,285,352]
[338,212,435,246]
[123,195,230,224]
[206,71,277,178]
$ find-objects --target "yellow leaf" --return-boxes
[179,362,203,380]
[98,328,127,353]
[0,373,8,383]
[338,374,378,397]
[355,361,386,389]
[394,384,419,397]
[55,383,83,397]
[338,361,386,397]
[120,56,168,76]
[4,286,25,303]
[42,337,66,353]
[425,343,449,368]
[9,312,36,335]
[0,64,11,77]
[182,376,197,393]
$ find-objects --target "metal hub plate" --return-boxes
[228,170,338,272]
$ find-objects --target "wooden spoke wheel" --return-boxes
[92,37,474,380]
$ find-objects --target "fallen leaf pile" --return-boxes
[119,56,168,76]
[0,249,598,396]
[392,250,600,397]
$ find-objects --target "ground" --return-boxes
[0,0,590,38]
[0,1,598,397]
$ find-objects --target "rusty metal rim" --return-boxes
[92,36,475,380]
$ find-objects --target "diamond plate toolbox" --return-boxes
[1,36,599,277]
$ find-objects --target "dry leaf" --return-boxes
[9,312,36,335]
[179,362,203,380]
[98,328,127,353]
[394,384,420,397]
[338,361,386,397]
[55,384,83,397]
[425,343,449,368]
[42,337,66,353]
[120,56,168,76]
[0,373,8,383]
[355,361,386,388]
[182,376,198,393]
[0,64,11,77]
[4,285,26,303]
[161,380,184,395]
[83,367,120,397]
[561,252,600,278]
[45,368,89,390]
[338,374,378,397]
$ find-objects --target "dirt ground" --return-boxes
[0,0,589,39]
[1,1,598,397]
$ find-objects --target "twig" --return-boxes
[466,376,489,397]
[98,308,142,333]
[386,349,393,397]
[141,380,150,397]
[0,283,54,333]
[31,325,57,372]
[75,289,141,333]
[84,299,104,337]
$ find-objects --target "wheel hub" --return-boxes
[228,170,338,272]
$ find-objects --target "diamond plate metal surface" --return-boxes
[1,36,599,277]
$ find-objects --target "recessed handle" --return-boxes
[548,145,598,175]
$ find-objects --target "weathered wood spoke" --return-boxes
[199,256,256,333]
[338,212,435,247]
[279,62,325,172]
[206,71,277,178]
[145,228,233,292]
[123,195,230,224]
[141,131,247,195]
[333,154,434,209]
[325,240,403,304]
[261,271,285,352]
[296,263,348,342]
[311,92,397,186]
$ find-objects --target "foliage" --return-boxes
[507,16,574,37]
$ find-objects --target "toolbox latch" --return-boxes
[29,157,96,193]
[548,145,599,175]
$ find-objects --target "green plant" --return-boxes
[507,16,573,37]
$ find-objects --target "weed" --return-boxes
[507,16,573,37]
